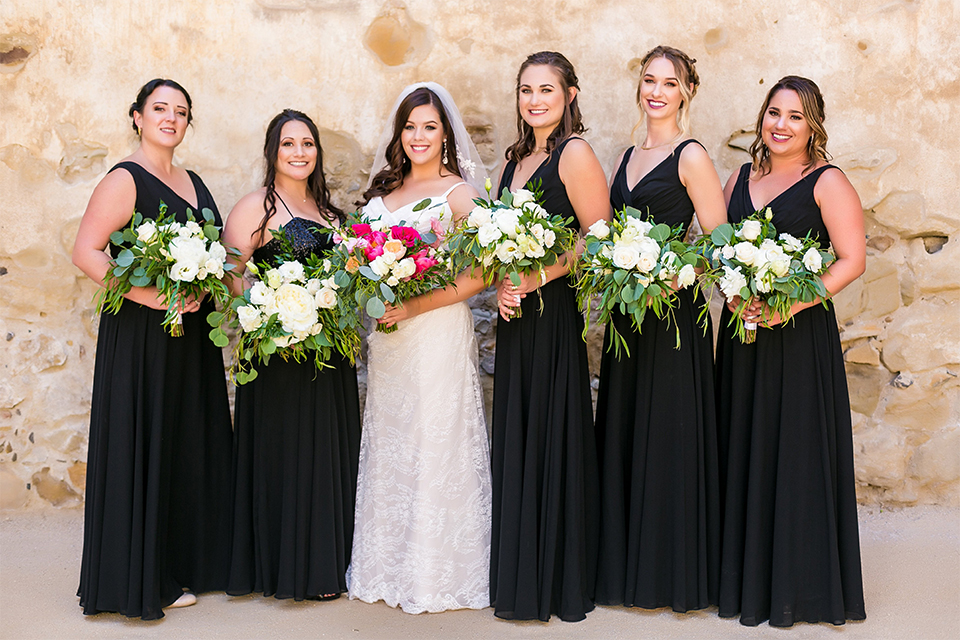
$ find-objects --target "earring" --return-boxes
[443,138,449,165]
[137,126,142,137]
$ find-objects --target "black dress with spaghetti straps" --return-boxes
[594,141,721,611]
[78,161,232,620]
[716,163,866,627]
[490,137,600,622]
[226,199,361,601]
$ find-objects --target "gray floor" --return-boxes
[1,506,957,640]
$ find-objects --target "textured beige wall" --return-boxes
[1,0,958,509]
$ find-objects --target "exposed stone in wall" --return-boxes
[1,0,957,509]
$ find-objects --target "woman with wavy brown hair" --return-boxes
[492,51,610,623]
[716,76,866,627]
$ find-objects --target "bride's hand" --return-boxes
[379,299,420,329]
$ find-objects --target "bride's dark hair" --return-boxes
[360,87,462,205]
[505,51,586,164]
[253,109,343,247]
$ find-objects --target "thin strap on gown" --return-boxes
[274,192,295,220]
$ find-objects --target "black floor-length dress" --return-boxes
[490,137,600,622]
[594,141,721,611]
[79,161,232,620]
[716,163,866,627]
[227,217,361,600]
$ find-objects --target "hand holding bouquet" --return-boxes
[327,207,455,333]
[95,202,236,336]
[696,207,835,343]
[207,227,362,384]
[576,206,701,356]
[445,181,577,317]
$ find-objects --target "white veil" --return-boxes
[366,82,487,195]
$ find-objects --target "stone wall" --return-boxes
[1,0,957,510]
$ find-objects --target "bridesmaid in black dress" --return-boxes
[716,76,866,627]
[73,79,232,619]
[222,110,361,601]
[492,51,610,623]
[594,46,726,612]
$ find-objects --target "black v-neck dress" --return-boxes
[716,163,866,627]
[594,141,721,611]
[227,217,361,601]
[78,161,232,620]
[491,137,600,622]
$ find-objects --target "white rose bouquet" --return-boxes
[207,227,362,385]
[575,206,702,356]
[326,207,455,334]
[696,206,835,344]
[95,202,237,336]
[444,180,577,318]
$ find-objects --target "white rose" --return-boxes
[265,268,283,289]
[169,261,199,282]
[769,254,791,278]
[625,216,653,235]
[543,229,556,248]
[600,244,614,259]
[203,258,224,279]
[612,244,640,270]
[477,223,503,247]
[495,210,521,239]
[305,278,322,296]
[379,251,397,266]
[315,287,338,309]
[587,219,610,239]
[526,203,548,218]
[249,281,274,306]
[386,275,400,286]
[512,188,536,206]
[322,258,332,273]
[272,335,293,349]
[168,235,208,266]
[278,261,306,283]
[677,263,696,289]
[208,241,226,262]
[721,245,736,260]
[136,220,158,243]
[177,224,194,238]
[636,249,658,273]
[468,206,493,228]
[802,247,823,272]
[369,255,391,277]
[618,225,639,243]
[529,223,546,243]
[733,241,759,266]
[392,257,417,279]
[184,220,203,237]
[494,239,520,263]
[740,219,762,241]
[719,265,748,300]
[780,233,803,253]
[274,283,319,333]
[236,305,263,332]
[310,322,323,335]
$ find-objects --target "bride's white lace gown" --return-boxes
[346,183,492,613]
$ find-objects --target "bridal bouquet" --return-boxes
[445,181,577,317]
[696,207,834,344]
[575,206,701,356]
[95,202,236,336]
[207,229,362,384]
[327,209,455,333]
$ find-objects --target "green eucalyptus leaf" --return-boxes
[366,297,386,318]
[379,282,396,302]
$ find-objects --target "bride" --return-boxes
[345,82,492,614]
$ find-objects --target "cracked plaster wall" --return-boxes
[1,0,957,509]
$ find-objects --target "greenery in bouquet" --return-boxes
[207,226,362,385]
[696,206,835,343]
[327,207,455,334]
[95,201,237,336]
[576,206,702,356]
[444,180,577,317]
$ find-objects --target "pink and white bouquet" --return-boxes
[327,209,454,333]
[96,202,237,336]
[576,206,702,355]
[207,228,362,384]
[445,181,577,317]
[696,207,835,343]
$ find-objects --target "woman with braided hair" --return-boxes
[593,46,727,612]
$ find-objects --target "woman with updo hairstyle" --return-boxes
[221,109,360,602]
[593,45,726,613]
[716,76,866,627]
[73,78,232,618]
[492,51,610,622]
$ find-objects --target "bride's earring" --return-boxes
[443,138,449,165]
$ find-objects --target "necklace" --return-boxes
[640,132,682,151]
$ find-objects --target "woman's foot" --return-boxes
[165,592,197,609]
[307,593,340,601]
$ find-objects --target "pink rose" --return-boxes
[391,225,421,248]
[351,223,372,236]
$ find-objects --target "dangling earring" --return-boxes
[443,138,449,165]
[137,125,142,137]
